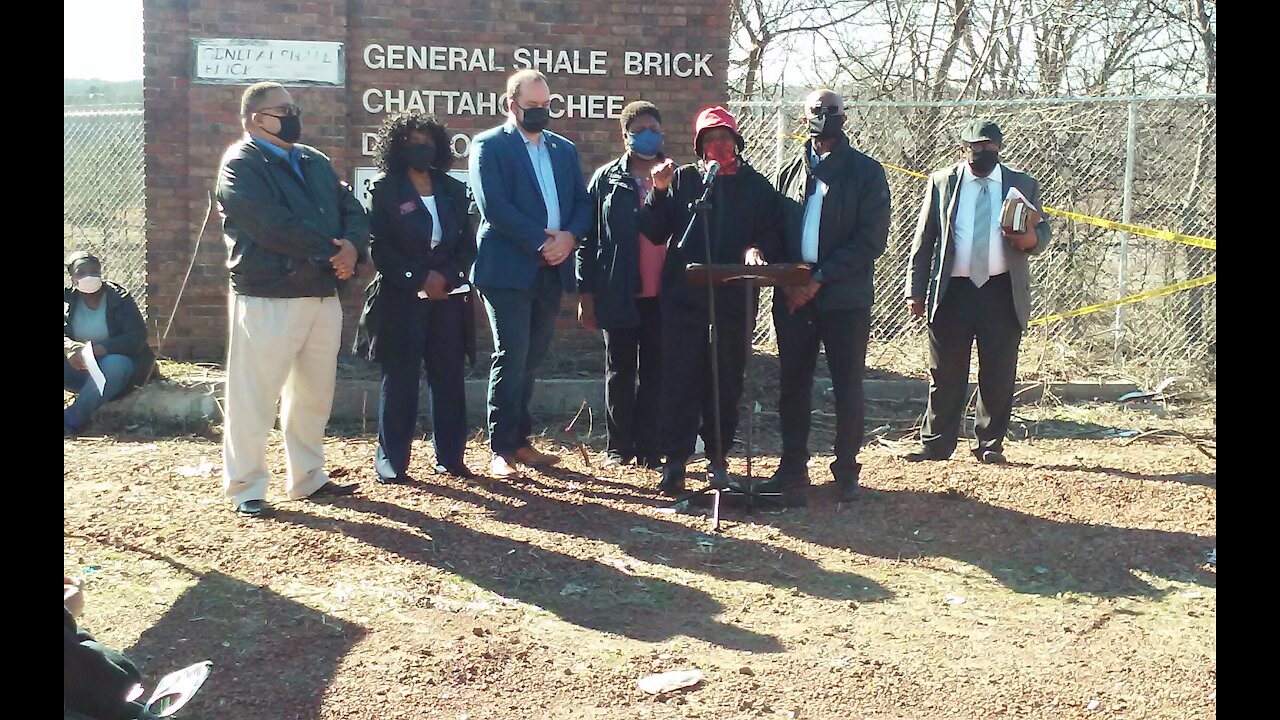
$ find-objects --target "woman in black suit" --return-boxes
[356,112,477,481]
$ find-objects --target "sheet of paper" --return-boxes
[146,660,213,717]
[81,342,107,395]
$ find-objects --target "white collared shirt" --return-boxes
[800,148,830,264]
[951,162,1007,279]
[420,195,443,248]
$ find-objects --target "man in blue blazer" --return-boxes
[468,69,592,479]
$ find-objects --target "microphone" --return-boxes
[677,161,721,250]
[700,160,721,186]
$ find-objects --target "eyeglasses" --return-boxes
[809,104,841,116]
[258,103,303,117]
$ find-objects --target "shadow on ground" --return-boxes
[272,502,787,654]
[771,484,1215,599]
[123,567,363,720]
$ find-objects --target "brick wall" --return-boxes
[144,0,729,360]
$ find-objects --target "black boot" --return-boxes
[658,460,686,496]
[834,466,860,502]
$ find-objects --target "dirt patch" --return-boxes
[64,406,1214,719]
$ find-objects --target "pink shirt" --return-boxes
[635,175,666,298]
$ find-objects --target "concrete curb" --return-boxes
[98,376,1152,428]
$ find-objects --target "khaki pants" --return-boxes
[222,294,342,505]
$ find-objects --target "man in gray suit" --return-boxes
[903,119,1051,464]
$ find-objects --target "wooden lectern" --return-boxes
[678,262,812,529]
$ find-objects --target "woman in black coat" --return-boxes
[355,112,477,481]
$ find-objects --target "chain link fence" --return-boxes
[730,95,1217,388]
[64,104,147,313]
[60,98,1216,387]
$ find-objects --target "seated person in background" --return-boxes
[63,252,156,436]
[64,575,157,719]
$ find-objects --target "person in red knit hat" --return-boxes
[638,105,785,495]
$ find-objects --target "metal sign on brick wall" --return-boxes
[192,38,345,86]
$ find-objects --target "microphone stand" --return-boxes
[668,174,795,530]
[672,176,728,528]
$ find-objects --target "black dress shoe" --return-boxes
[435,463,477,479]
[978,450,1007,464]
[835,475,860,502]
[903,448,949,462]
[658,463,686,496]
[755,465,809,494]
[708,463,740,491]
[637,455,664,471]
[236,499,266,517]
[306,481,358,499]
[377,475,409,484]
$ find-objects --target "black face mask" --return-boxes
[808,113,845,140]
[517,106,550,133]
[407,144,436,172]
[267,114,302,144]
[969,149,999,175]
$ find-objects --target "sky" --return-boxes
[65,0,143,81]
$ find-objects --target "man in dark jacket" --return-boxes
[215,81,370,517]
[63,251,156,436]
[639,105,784,495]
[757,90,892,505]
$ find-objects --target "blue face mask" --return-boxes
[628,128,663,159]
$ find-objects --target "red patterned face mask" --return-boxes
[703,140,739,173]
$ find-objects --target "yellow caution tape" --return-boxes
[882,163,929,181]
[880,163,1217,252]
[1042,208,1216,250]
[1028,273,1216,327]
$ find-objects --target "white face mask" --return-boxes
[76,276,103,294]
